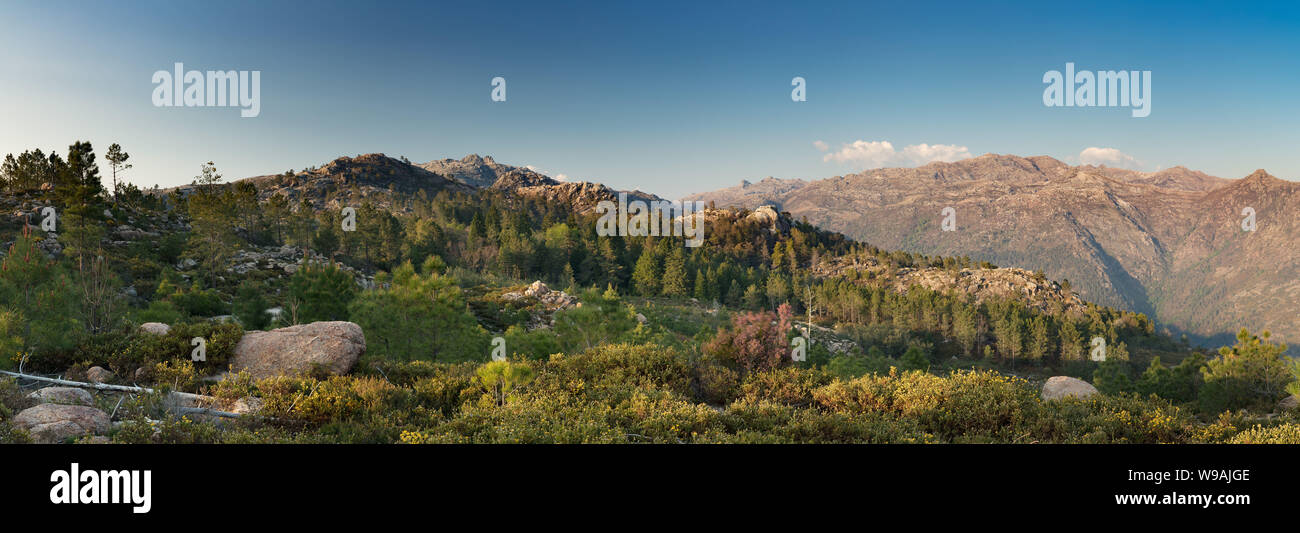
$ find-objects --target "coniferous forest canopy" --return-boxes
[1,142,1298,445]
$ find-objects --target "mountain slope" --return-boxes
[685,155,1300,349]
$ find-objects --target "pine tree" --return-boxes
[234,280,271,330]
[765,273,790,307]
[725,279,743,307]
[59,142,106,264]
[632,246,661,296]
[186,162,237,285]
[742,284,765,309]
[953,303,978,357]
[1059,320,1083,361]
[104,143,131,202]
[1027,316,1051,363]
[660,248,688,297]
[693,268,709,300]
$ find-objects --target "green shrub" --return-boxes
[288,262,355,323]
[502,324,561,360]
[233,280,271,330]
[1093,360,1135,395]
[131,299,184,325]
[168,283,229,317]
[1136,354,1204,403]
[1198,329,1292,414]
[111,321,243,378]
[1035,393,1201,444]
[544,343,694,401]
[418,390,625,444]
[350,262,488,363]
[0,377,33,419]
[1229,424,1300,444]
[694,360,739,404]
[814,369,1039,442]
[476,360,536,406]
[739,366,833,407]
[900,345,930,372]
[826,354,870,379]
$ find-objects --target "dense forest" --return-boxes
[1,142,1297,444]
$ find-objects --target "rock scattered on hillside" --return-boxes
[12,404,111,444]
[223,244,375,289]
[748,205,791,233]
[139,322,171,335]
[231,396,263,415]
[1278,395,1299,412]
[85,366,115,384]
[1041,376,1099,401]
[230,321,366,379]
[500,281,578,330]
[27,387,94,406]
[504,281,576,310]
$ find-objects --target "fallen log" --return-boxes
[0,370,240,418]
[173,406,246,419]
[0,369,156,394]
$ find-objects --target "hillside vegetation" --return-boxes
[1,143,1297,444]
[687,154,1300,350]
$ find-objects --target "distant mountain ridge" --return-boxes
[227,153,661,214]
[685,154,1300,350]
[417,154,538,189]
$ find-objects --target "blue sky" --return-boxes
[2,0,1298,200]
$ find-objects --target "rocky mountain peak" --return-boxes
[1243,169,1278,182]
[419,154,521,188]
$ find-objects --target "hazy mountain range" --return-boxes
[684,154,1299,350]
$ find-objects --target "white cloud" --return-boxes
[526,165,569,181]
[813,140,829,152]
[1078,147,1143,170]
[900,143,973,165]
[821,140,972,169]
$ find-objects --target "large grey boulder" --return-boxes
[27,387,94,406]
[139,322,171,335]
[85,366,115,384]
[1277,395,1299,412]
[1041,376,1099,401]
[230,321,366,380]
[12,404,111,444]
